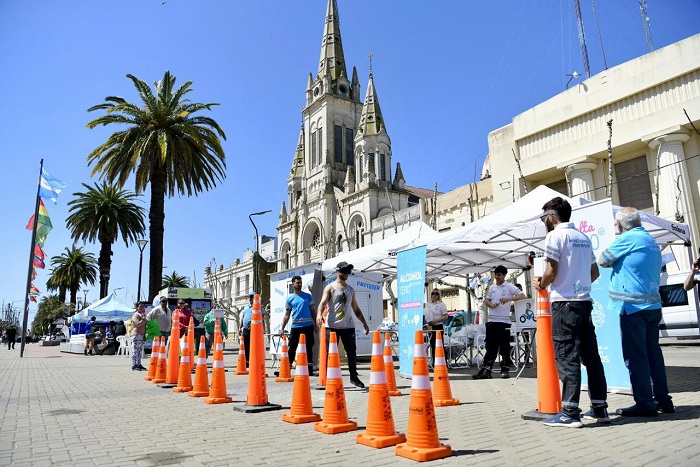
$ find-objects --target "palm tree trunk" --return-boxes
[98,240,112,298]
[148,167,166,301]
[70,287,78,308]
[59,285,67,304]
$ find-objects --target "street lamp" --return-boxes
[82,289,88,310]
[136,239,149,302]
[248,210,271,297]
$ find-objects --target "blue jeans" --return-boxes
[551,301,608,416]
[620,308,671,410]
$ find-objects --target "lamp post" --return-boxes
[82,289,88,310]
[248,210,271,297]
[136,239,149,302]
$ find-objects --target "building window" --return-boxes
[244,275,250,295]
[318,127,323,164]
[368,152,375,174]
[236,277,240,295]
[334,125,343,163]
[358,155,363,181]
[337,235,343,252]
[615,156,654,212]
[311,131,317,168]
[379,152,386,181]
[312,228,321,251]
[346,128,354,165]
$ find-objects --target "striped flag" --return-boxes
[39,168,66,204]
[26,199,53,244]
[33,256,45,270]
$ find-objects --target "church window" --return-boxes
[312,228,321,251]
[337,235,343,253]
[318,128,323,164]
[244,275,250,295]
[345,128,354,165]
[334,125,343,163]
[368,152,375,174]
[380,153,386,180]
[338,84,348,95]
[235,277,240,296]
[311,131,317,168]
[358,155,363,180]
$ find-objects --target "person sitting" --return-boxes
[115,320,127,337]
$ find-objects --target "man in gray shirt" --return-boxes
[146,296,172,341]
[316,262,370,388]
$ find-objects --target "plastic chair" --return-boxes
[116,336,128,356]
[470,324,486,368]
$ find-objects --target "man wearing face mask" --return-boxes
[535,197,608,428]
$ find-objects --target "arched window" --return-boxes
[312,228,321,251]
[337,235,344,253]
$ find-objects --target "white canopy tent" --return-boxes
[423,186,691,279]
[70,292,134,324]
[321,222,440,275]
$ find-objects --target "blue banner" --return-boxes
[397,246,427,377]
[573,200,631,393]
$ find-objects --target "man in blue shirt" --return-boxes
[239,292,256,367]
[280,275,317,376]
[599,207,673,416]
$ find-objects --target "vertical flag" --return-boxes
[39,168,67,204]
[26,199,53,246]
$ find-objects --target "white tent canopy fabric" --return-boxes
[423,186,690,278]
[71,292,134,323]
[321,222,440,275]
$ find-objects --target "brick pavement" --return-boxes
[0,340,699,466]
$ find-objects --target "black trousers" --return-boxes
[428,324,444,364]
[482,322,512,370]
[288,325,315,372]
[326,327,358,379]
[241,328,251,365]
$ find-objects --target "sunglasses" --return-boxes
[540,211,555,223]
[431,292,440,296]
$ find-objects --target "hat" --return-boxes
[336,261,353,273]
[249,291,257,297]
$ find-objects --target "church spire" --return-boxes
[290,122,305,178]
[318,0,347,81]
[357,66,386,137]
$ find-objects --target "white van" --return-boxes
[659,272,700,338]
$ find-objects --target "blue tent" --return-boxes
[70,292,134,334]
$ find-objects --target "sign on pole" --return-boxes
[397,246,427,377]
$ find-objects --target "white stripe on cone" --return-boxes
[295,366,309,376]
[213,360,225,368]
[197,357,207,365]
[327,367,342,379]
[411,375,431,390]
[436,338,443,347]
[180,356,190,363]
[215,343,223,351]
[435,356,446,366]
[369,371,387,385]
[372,342,382,355]
[384,354,392,363]
[414,342,426,358]
[329,342,338,354]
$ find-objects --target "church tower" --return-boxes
[277,0,413,271]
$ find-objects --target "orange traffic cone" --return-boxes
[165,309,181,385]
[384,333,401,396]
[395,330,452,462]
[522,288,562,419]
[275,335,293,383]
[233,294,281,413]
[187,316,195,373]
[152,337,167,384]
[144,337,159,381]
[317,310,328,386]
[235,335,248,375]
[173,338,193,393]
[189,336,210,398]
[356,331,405,448]
[204,333,232,404]
[314,332,357,434]
[282,334,321,424]
[432,331,459,407]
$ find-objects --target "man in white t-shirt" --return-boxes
[424,289,449,367]
[535,197,608,428]
[473,265,526,380]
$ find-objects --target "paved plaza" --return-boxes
[0,339,699,466]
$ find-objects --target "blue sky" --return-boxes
[1,0,698,324]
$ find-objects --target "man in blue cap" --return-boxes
[239,292,257,366]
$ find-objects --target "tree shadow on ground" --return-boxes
[667,366,700,393]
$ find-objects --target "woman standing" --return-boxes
[425,289,449,366]
[84,316,97,356]
[131,302,147,371]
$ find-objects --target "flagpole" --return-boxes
[21,159,44,358]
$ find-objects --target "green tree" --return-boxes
[48,246,98,307]
[66,182,146,299]
[86,71,227,301]
[30,295,64,337]
[162,271,190,289]
[45,274,67,304]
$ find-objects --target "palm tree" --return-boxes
[66,182,146,299]
[86,71,227,301]
[31,295,64,337]
[45,273,67,304]
[162,271,190,289]
[48,246,98,307]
